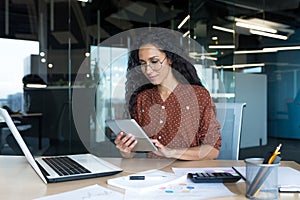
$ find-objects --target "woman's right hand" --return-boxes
[114,131,137,158]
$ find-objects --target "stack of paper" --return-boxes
[107,169,236,200]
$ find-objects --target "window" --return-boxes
[0,38,39,111]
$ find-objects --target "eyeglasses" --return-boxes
[139,56,167,71]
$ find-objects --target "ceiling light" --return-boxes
[237,17,290,29]
[25,84,47,88]
[39,52,45,57]
[189,52,218,61]
[189,52,218,56]
[234,45,300,54]
[177,15,190,29]
[212,25,235,33]
[250,30,288,40]
[232,17,294,40]
[236,22,277,33]
[205,52,218,56]
[234,49,278,54]
[209,45,235,49]
[202,56,218,61]
[189,52,218,60]
[263,46,300,51]
[48,63,53,68]
[183,30,190,37]
[213,63,265,69]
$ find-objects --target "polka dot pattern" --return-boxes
[132,84,222,158]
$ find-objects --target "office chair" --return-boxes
[215,102,246,160]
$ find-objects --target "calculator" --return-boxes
[187,172,241,183]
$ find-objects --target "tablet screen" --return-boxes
[105,119,157,152]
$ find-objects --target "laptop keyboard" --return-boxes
[42,156,91,176]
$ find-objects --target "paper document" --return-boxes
[108,168,237,199]
[107,169,180,190]
[124,173,236,200]
[33,184,123,200]
[232,166,300,192]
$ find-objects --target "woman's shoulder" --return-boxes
[137,87,157,100]
[180,84,210,95]
[139,87,156,95]
[190,84,207,90]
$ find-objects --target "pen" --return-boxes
[267,144,282,164]
[232,166,246,181]
[129,175,167,180]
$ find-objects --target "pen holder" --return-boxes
[245,158,279,200]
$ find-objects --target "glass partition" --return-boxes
[0,0,299,160]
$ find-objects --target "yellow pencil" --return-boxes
[267,144,282,164]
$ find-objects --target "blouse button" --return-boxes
[186,106,190,110]
[161,105,165,109]
[158,136,162,140]
[159,120,163,124]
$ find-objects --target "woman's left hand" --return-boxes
[151,139,220,160]
[151,139,177,158]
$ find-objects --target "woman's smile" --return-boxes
[147,74,159,81]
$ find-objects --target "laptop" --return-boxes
[0,108,122,184]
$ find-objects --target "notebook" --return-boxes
[0,108,122,184]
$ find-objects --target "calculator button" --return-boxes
[187,172,241,183]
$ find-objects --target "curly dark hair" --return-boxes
[125,28,204,117]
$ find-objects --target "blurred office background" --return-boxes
[0,0,299,163]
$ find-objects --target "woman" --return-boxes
[114,29,221,160]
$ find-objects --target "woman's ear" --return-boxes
[167,58,172,66]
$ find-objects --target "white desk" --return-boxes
[0,155,299,200]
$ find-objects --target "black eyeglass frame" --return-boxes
[139,56,167,71]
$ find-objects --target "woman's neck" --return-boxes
[157,78,179,101]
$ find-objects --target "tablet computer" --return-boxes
[105,119,157,152]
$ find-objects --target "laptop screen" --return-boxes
[0,108,47,183]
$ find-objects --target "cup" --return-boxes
[245,158,279,199]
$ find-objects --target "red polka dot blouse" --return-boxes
[132,83,222,158]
